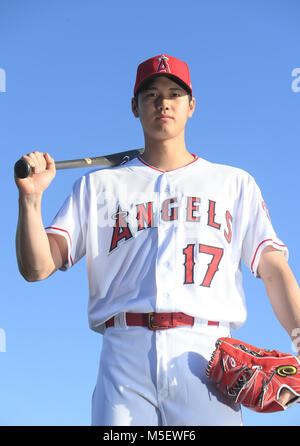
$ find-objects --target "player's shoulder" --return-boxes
[199,157,255,183]
[65,157,140,196]
[75,158,135,184]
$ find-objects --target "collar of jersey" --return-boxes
[136,154,199,173]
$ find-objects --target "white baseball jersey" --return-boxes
[45,155,288,333]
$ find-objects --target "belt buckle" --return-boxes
[148,312,170,331]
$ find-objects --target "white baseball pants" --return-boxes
[91,319,243,426]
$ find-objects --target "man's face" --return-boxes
[132,76,196,142]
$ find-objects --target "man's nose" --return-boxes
[157,97,170,110]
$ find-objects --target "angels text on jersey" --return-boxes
[108,194,233,253]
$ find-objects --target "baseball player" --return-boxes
[15,54,300,426]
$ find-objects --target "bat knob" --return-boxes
[14,158,32,179]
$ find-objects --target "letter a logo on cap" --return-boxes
[156,55,170,73]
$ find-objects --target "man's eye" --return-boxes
[144,91,182,98]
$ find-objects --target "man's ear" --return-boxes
[131,97,139,118]
[188,97,196,118]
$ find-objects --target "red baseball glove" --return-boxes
[206,337,300,413]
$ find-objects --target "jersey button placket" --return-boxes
[156,173,175,312]
[155,173,174,402]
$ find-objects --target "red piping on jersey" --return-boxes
[251,239,286,274]
[137,154,199,173]
[45,226,74,266]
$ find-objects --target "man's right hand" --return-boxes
[15,151,68,281]
[15,151,56,197]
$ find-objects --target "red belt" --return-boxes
[105,312,220,331]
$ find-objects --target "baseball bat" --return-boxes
[14,148,145,179]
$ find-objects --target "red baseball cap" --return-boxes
[134,54,193,97]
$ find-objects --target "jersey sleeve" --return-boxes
[240,174,288,277]
[45,175,88,271]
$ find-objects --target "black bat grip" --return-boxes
[14,158,32,179]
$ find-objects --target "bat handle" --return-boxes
[14,158,32,179]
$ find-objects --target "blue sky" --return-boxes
[1,0,300,426]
